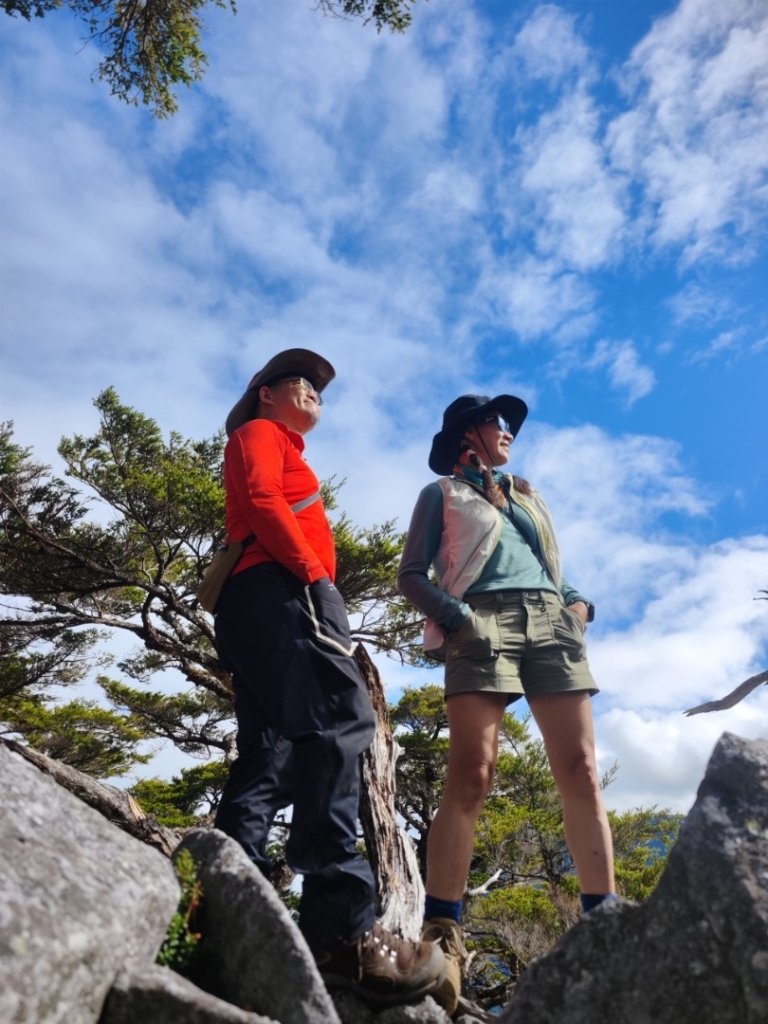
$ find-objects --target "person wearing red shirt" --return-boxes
[213,349,445,1007]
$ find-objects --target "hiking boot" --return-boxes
[311,920,446,1006]
[421,917,467,1015]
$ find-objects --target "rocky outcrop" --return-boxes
[0,739,457,1024]
[0,743,179,1024]
[498,731,768,1024]
[2,737,178,856]
[1,732,766,1024]
[101,964,279,1024]
[176,829,341,1024]
[175,830,464,1024]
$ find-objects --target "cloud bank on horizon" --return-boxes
[1,0,767,813]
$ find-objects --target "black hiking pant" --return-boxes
[213,562,377,943]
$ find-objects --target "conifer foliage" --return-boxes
[1,1,422,116]
[0,389,419,776]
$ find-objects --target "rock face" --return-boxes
[101,965,279,1024]
[2,731,766,1024]
[498,731,768,1024]
[0,743,179,1024]
[177,829,341,1024]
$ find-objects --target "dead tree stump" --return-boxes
[355,643,425,940]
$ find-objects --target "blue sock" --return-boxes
[424,895,463,924]
[579,893,618,913]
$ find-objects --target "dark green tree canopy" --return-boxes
[0,389,423,774]
[2,0,424,116]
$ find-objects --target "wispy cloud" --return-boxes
[668,283,737,326]
[474,257,598,343]
[515,88,628,272]
[688,329,743,364]
[585,340,656,404]
[508,4,593,86]
[608,0,768,264]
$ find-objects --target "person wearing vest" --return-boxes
[398,393,616,1013]
[213,349,445,1006]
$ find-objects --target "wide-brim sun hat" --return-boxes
[428,393,528,474]
[225,348,336,437]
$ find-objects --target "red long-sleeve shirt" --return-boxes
[224,419,336,583]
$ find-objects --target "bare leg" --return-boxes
[426,692,508,900]
[528,691,615,894]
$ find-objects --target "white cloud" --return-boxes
[206,183,337,280]
[513,426,768,813]
[586,340,656,404]
[688,329,743,364]
[666,282,767,363]
[667,282,736,326]
[591,536,768,705]
[411,165,482,220]
[608,0,768,263]
[595,696,768,812]
[475,257,598,342]
[516,89,628,271]
[511,423,715,631]
[521,423,708,527]
[508,5,593,86]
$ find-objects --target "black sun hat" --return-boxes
[428,393,528,474]
[225,348,336,437]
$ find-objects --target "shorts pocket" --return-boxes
[446,608,499,662]
[563,607,587,633]
[555,606,588,661]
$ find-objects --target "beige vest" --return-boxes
[423,477,502,652]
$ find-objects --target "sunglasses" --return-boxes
[271,376,323,405]
[477,414,511,433]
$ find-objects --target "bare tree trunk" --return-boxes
[684,669,768,715]
[1,738,180,857]
[355,643,425,940]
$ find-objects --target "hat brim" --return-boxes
[428,394,528,474]
[225,348,336,436]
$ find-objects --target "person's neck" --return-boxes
[260,412,311,437]
[456,462,501,480]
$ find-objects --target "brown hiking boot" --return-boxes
[311,920,446,1006]
[421,917,467,1015]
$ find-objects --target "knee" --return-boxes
[553,748,601,799]
[448,758,496,811]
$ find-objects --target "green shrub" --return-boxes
[157,848,203,974]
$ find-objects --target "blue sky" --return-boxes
[1,0,767,813]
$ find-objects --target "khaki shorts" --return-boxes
[443,590,597,703]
